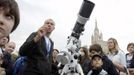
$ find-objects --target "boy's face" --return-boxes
[127,45,134,53]
[0,8,15,39]
[92,56,103,69]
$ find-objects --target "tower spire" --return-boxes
[95,19,98,31]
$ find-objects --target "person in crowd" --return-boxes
[0,36,10,48]
[4,41,16,54]
[126,42,134,75]
[0,36,10,65]
[1,41,16,75]
[51,49,60,75]
[0,0,20,74]
[78,46,90,75]
[87,54,108,75]
[87,44,119,75]
[11,51,19,63]
[0,0,20,39]
[19,19,55,75]
[107,38,127,74]
[52,49,59,65]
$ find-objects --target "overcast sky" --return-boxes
[11,0,134,53]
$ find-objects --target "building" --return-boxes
[91,20,108,54]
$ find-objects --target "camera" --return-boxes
[57,0,95,75]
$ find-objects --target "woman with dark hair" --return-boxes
[78,46,90,75]
[51,49,60,75]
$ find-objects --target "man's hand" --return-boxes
[34,25,49,42]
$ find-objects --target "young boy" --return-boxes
[0,0,20,75]
[87,54,108,75]
[126,42,134,75]
[0,0,20,39]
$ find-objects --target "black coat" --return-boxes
[126,53,134,68]
[19,32,54,75]
[1,51,13,75]
[51,61,60,75]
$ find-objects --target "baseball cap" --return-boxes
[92,54,102,60]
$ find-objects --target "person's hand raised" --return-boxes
[34,25,49,42]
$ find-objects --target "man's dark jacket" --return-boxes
[19,32,54,75]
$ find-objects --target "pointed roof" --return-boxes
[94,19,99,32]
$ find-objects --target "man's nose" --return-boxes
[48,24,51,27]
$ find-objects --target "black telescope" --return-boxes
[71,0,95,39]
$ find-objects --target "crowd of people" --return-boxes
[0,0,134,75]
